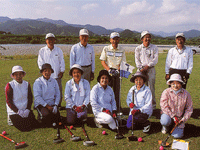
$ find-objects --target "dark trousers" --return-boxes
[66,108,87,125]
[169,68,188,89]
[126,112,150,129]
[10,110,37,132]
[109,75,120,112]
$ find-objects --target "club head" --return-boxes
[53,138,65,144]
[161,141,170,147]
[70,136,81,142]
[115,133,124,139]
[127,136,138,141]
[83,140,95,146]
[15,142,27,149]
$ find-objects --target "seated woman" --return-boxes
[160,74,193,138]
[33,63,60,126]
[126,71,153,133]
[65,64,90,125]
[5,65,37,131]
[90,70,117,129]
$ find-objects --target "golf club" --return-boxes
[127,90,137,141]
[82,124,95,146]
[53,123,65,144]
[114,117,124,139]
[64,125,81,142]
[158,123,179,147]
[0,133,27,149]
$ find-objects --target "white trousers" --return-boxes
[95,112,117,129]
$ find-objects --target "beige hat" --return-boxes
[10,65,26,78]
[69,64,84,76]
[79,29,89,36]
[175,33,185,40]
[130,71,147,83]
[45,33,55,39]
[110,32,120,39]
[167,74,185,85]
[141,30,151,39]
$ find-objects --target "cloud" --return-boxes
[111,0,122,4]
[119,0,154,16]
[81,3,99,11]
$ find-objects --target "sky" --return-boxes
[1,0,200,33]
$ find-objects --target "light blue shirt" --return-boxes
[90,83,117,116]
[70,43,95,72]
[65,78,90,108]
[33,76,60,108]
[126,85,153,117]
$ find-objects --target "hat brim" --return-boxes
[130,75,147,83]
[40,68,54,73]
[10,71,26,79]
[97,74,112,83]
[167,79,185,85]
[69,68,83,76]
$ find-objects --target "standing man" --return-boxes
[100,32,126,112]
[135,31,158,109]
[70,29,95,83]
[37,33,65,109]
[165,33,193,89]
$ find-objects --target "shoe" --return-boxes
[161,126,168,134]
[94,118,103,128]
[143,124,151,133]
[7,115,13,126]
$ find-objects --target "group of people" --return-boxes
[5,29,193,139]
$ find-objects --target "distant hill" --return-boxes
[36,18,69,26]
[120,29,140,38]
[183,29,200,38]
[0,16,11,23]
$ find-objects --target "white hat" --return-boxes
[10,65,26,78]
[141,30,151,39]
[79,29,89,36]
[110,32,120,39]
[167,74,185,85]
[69,64,84,76]
[175,33,185,40]
[45,33,55,39]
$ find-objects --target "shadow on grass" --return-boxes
[191,109,200,119]
[183,123,200,139]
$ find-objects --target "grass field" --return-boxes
[0,53,200,150]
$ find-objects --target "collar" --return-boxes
[45,45,54,51]
[97,82,108,90]
[169,87,183,93]
[134,84,145,91]
[42,76,52,82]
[109,44,119,51]
[142,43,151,49]
[175,45,186,51]
[71,78,83,85]
[79,42,88,48]
[13,79,23,85]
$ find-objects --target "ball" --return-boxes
[52,123,56,127]
[159,146,164,150]
[2,131,6,135]
[102,131,106,135]
[70,125,74,129]
[138,137,143,142]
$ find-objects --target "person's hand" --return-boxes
[165,74,170,81]
[52,106,58,114]
[108,69,119,76]
[131,109,140,115]
[23,109,30,118]
[46,105,53,112]
[73,105,77,111]
[17,109,24,118]
[90,72,94,81]
[112,110,117,118]
[58,72,64,79]
[129,103,135,108]
[185,73,190,79]
[173,116,179,124]
[143,65,149,71]
[102,108,111,115]
[76,106,82,113]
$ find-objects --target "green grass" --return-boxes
[0,53,200,150]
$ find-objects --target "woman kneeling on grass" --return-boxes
[160,74,193,138]
[33,63,60,127]
[90,70,117,129]
[126,71,153,133]
[64,64,90,125]
[5,65,37,131]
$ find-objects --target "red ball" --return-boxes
[70,125,74,129]
[138,137,142,142]
[2,131,6,135]
[102,131,106,135]
[159,146,164,150]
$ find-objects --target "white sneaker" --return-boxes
[94,118,103,128]
[7,115,13,126]
[143,124,151,133]
[161,126,168,134]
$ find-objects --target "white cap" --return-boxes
[175,33,185,40]
[45,33,55,39]
[167,74,185,85]
[69,64,84,76]
[141,30,151,39]
[79,29,89,36]
[10,65,26,78]
[110,32,120,39]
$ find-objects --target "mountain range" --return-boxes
[0,16,200,38]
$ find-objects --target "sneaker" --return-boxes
[143,124,151,133]
[94,118,103,128]
[7,115,13,126]
[161,126,168,134]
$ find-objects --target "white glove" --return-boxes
[23,109,30,118]
[17,109,24,118]
[52,106,58,114]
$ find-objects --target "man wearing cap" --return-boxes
[165,33,193,89]
[135,31,158,109]
[100,32,126,112]
[70,29,95,83]
[37,33,65,109]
